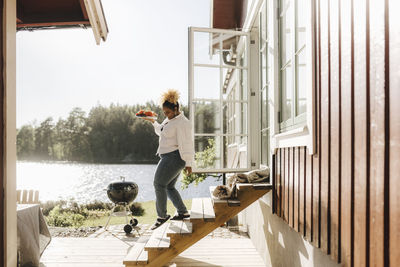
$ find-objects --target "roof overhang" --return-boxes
[17,0,108,45]
[211,0,247,30]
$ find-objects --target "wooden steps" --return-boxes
[123,183,272,267]
[123,239,148,265]
[144,222,170,250]
[190,198,216,222]
[166,220,193,237]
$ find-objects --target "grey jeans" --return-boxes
[153,150,188,218]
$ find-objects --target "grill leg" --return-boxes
[104,205,116,230]
[125,205,130,225]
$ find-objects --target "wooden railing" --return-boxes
[16,190,39,204]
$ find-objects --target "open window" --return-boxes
[189,27,252,173]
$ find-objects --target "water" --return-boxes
[17,161,221,204]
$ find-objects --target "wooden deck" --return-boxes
[40,234,266,267]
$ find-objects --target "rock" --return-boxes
[49,226,101,237]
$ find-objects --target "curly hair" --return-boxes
[160,89,180,110]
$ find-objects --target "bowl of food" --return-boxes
[135,110,157,120]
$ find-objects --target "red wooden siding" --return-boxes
[294,147,299,231]
[299,147,305,235]
[272,0,399,265]
[329,0,340,260]
[389,1,400,266]
[305,149,312,242]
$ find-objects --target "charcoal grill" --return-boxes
[104,176,139,234]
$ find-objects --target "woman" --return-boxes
[144,89,194,230]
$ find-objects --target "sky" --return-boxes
[16,0,210,128]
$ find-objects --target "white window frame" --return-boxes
[258,0,271,168]
[269,0,316,155]
[189,27,253,173]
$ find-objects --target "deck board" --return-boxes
[40,236,264,267]
[190,198,204,220]
[202,198,216,222]
[145,222,169,249]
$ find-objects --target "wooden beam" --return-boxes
[17,20,90,28]
[79,0,89,20]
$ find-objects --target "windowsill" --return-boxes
[274,125,307,139]
[272,125,310,150]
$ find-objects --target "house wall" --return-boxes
[270,0,399,266]
[3,0,17,266]
[239,0,400,266]
[240,194,340,267]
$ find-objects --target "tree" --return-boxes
[34,117,54,160]
[63,108,92,161]
[16,102,189,163]
[17,124,35,159]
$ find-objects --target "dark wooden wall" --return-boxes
[273,0,399,266]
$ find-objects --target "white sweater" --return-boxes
[152,112,195,167]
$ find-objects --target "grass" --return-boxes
[82,199,192,226]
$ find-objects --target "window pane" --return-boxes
[222,68,235,100]
[297,0,307,50]
[260,2,267,44]
[241,102,247,135]
[296,49,307,115]
[193,101,220,134]
[268,45,274,90]
[281,63,293,122]
[240,67,248,101]
[268,0,274,42]
[261,48,267,88]
[261,130,269,166]
[280,0,292,65]
[194,32,220,65]
[261,88,268,129]
[194,136,221,169]
[223,102,248,135]
[222,67,248,102]
[193,67,220,99]
[224,136,248,168]
[220,34,247,68]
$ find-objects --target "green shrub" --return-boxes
[181,138,221,188]
[46,205,85,227]
[129,202,145,216]
[82,200,113,211]
[41,200,67,216]
[43,200,146,227]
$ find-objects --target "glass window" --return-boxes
[189,28,250,172]
[259,1,271,167]
[279,0,307,130]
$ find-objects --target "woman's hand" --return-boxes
[142,117,155,123]
[184,166,192,175]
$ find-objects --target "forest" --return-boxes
[16,102,190,163]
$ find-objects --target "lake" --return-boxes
[17,161,221,204]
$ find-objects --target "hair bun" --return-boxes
[160,89,180,105]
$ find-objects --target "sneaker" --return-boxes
[150,215,170,230]
[170,212,190,221]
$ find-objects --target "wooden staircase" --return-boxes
[123,183,272,267]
